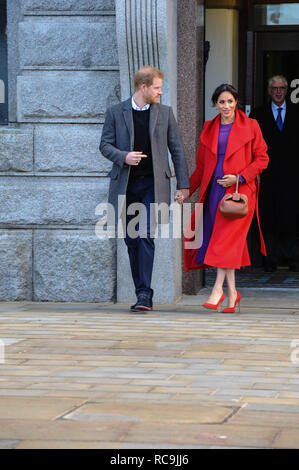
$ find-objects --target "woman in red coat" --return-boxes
[182,84,269,312]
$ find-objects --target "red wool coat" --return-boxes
[183,110,269,271]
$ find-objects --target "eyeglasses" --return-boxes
[270,86,287,91]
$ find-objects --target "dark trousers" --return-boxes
[263,231,296,266]
[260,191,296,267]
[124,176,155,297]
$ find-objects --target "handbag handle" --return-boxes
[235,174,240,194]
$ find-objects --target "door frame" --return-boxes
[254,31,299,106]
[240,1,299,110]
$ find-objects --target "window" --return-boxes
[0,0,8,125]
[254,3,299,26]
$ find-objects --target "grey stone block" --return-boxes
[34,124,111,173]
[19,18,118,68]
[0,176,109,226]
[17,71,120,123]
[0,230,32,300]
[23,0,115,12]
[33,230,116,301]
[0,128,33,172]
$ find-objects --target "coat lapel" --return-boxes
[149,103,159,141]
[268,102,277,127]
[200,114,220,157]
[200,110,254,160]
[224,110,255,160]
[122,98,134,149]
[281,102,291,133]
[123,99,133,134]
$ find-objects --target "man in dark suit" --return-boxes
[100,66,190,311]
[250,75,299,272]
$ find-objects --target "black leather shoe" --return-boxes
[130,293,153,312]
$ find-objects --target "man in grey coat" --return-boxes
[100,66,190,311]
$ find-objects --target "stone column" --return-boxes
[177,0,205,295]
[116,0,177,110]
[115,0,182,304]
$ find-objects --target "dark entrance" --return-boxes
[255,31,299,107]
[244,30,299,287]
[205,4,299,289]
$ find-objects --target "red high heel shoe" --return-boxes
[222,291,241,313]
[202,292,226,312]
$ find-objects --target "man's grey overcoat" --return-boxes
[100,98,190,219]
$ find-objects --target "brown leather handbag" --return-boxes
[219,174,248,219]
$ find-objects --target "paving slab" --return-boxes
[0,397,85,420]
[0,418,133,442]
[63,402,234,425]
[123,422,279,448]
[0,290,299,449]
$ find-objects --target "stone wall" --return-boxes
[0,0,118,301]
[0,0,203,303]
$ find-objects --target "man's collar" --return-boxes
[272,100,286,110]
[131,96,150,111]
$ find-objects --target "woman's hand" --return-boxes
[217,174,237,188]
[174,188,189,204]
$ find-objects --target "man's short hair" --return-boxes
[134,66,164,90]
[268,75,288,88]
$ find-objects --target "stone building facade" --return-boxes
[0,0,204,303]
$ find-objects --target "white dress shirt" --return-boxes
[272,100,286,123]
[131,97,150,111]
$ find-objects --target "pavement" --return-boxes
[0,287,299,450]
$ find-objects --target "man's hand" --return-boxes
[125,151,147,166]
[174,188,189,204]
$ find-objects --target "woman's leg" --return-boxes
[225,269,238,307]
[207,267,226,304]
